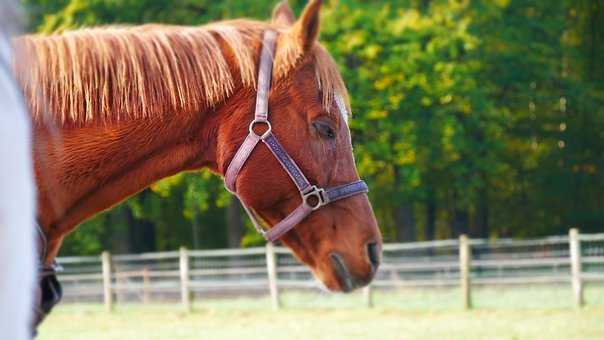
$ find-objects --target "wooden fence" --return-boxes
[56,228,604,311]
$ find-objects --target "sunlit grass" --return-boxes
[39,286,604,340]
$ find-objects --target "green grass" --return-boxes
[38,286,604,340]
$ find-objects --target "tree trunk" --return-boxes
[110,206,131,253]
[424,195,436,241]
[394,203,416,242]
[226,197,244,248]
[474,188,489,238]
[127,217,156,252]
[452,208,469,237]
[392,164,416,242]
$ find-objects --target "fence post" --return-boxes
[362,285,373,308]
[569,228,584,308]
[142,267,150,304]
[179,246,191,312]
[101,251,113,312]
[265,242,280,310]
[459,235,472,310]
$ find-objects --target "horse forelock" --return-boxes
[13,20,349,126]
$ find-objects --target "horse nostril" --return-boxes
[367,241,380,270]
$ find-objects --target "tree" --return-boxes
[25,0,604,255]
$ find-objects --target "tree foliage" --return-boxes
[23,0,604,254]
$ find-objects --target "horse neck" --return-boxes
[34,74,252,263]
[25,24,274,262]
[35,110,207,236]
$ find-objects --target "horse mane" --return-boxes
[13,20,349,126]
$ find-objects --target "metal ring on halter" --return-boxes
[302,185,328,211]
[249,119,272,139]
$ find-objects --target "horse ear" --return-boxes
[291,0,322,52]
[272,1,296,26]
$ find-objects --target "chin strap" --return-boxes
[224,30,369,243]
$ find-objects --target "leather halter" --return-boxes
[35,222,62,276]
[224,30,369,243]
[33,221,63,333]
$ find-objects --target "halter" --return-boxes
[224,30,369,243]
[34,222,63,328]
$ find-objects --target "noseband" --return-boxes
[224,30,369,242]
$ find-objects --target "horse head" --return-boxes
[219,0,382,292]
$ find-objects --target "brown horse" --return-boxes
[14,0,381,303]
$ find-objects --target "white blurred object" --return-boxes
[0,1,36,339]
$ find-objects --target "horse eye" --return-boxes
[312,121,336,139]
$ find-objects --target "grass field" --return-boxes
[38,286,604,340]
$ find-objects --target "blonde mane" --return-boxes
[13,20,349,125]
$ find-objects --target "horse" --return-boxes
[0,0,37,338]
[13,0,382,327]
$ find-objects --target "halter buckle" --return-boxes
[302,185,328,211]
[249,118,272,139]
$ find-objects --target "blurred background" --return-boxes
[21,1,604,339]
[23,0,604,256]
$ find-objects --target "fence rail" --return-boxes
[56,229,604,310]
